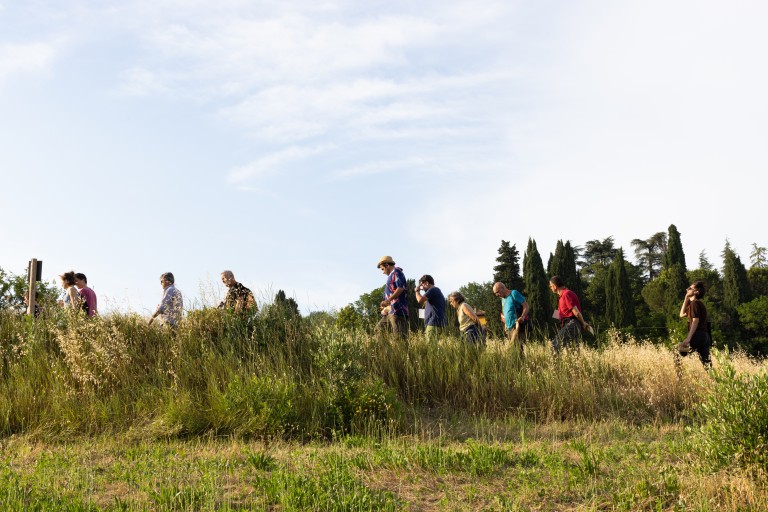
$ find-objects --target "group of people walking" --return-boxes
[375,255,712,366]
[58,269,256,329]
[374,254,590,352]
[58,271,98,317]
[147,270,257,328]
[54,256,712,368]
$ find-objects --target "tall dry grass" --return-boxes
[0,310,765,440]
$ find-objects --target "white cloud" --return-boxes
[0,42,56,83]
[113,67,169,96]
[226,144,332,184]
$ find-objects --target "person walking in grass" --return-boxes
[58,271,81,312]
[149,272,184,328]
[375,256,409,340]
[677,280,712,369]
[447,291,485,345]
[493,282,530,354]
[74,272,97,317]
[414,274,446,341]
[549,275,590,351]
[219,270,257,314]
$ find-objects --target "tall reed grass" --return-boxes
[0,309,764,441]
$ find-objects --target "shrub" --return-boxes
[695,355,768,470]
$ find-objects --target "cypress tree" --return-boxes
[563,241,582,298]
[605,263,616,324]
[699,250,714,271]
[662,224,688,321]
[663,224,687,272]
[493,240,523,292]
[722,241,752,313]
[611,248,636,327]
[523,238,551,333]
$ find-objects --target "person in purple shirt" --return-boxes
[375,255,409,340]
[74,272,98,317]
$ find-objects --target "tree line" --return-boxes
[3,225,767,355]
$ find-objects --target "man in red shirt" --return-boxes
[549,275,590,351]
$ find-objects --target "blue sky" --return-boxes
[1,0,766,315]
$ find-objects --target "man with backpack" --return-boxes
[493,282,529,353]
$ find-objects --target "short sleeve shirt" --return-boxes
[501,289,526,330]
[423,286,446,327]
[557,289,581,320]
[686,300,708,332]
[79,286,98,317]
[385,267,409,317]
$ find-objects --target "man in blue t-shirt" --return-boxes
[493,282,530,353]
[414,274,446,341]
[375,255,409,340]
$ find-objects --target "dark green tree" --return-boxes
[750,243,767,269]
[493,240,523,292]
[722,241,752,336]
[662,224,687,272]
[609,248,636,328]
[548,240,582,312]
[581,237,617,277]
[631,231,667,280]
[523,238,552,334]
[698,250,714,271]
[660,224,688,323]
[736,297,768,354]
[722,241,752,312]
[748,267,768,297]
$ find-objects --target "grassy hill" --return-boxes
[1,309,766,510]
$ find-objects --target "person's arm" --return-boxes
[150,289,169,324]
[382,286,406,307]
[414,286,427,306]
[679,288,694,318]
[571,305,589,331]
[682,317,699,345]
[516,300,530,327]
[461,303,479,324]
[67,287,80,310]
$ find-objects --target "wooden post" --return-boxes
[27,258,38,318]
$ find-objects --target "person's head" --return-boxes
[549,276,564,294]
[419,274,434,290]
[74,273,88,288]
[60,271,76,288]
[377,256,396,275]
[160,272,175,289]
[447,291,465,309]
[688,280,706,299]
[221,270,236,287]
[492,282,510,298]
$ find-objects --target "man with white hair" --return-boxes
[219,270,257,314]
[149,272,183,328]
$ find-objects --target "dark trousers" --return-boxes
[685,330,712,368]
[552,318,581,352]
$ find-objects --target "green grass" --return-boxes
[1,310,767,509]
[1,420,766,511]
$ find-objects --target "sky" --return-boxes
[1,0,766,316]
